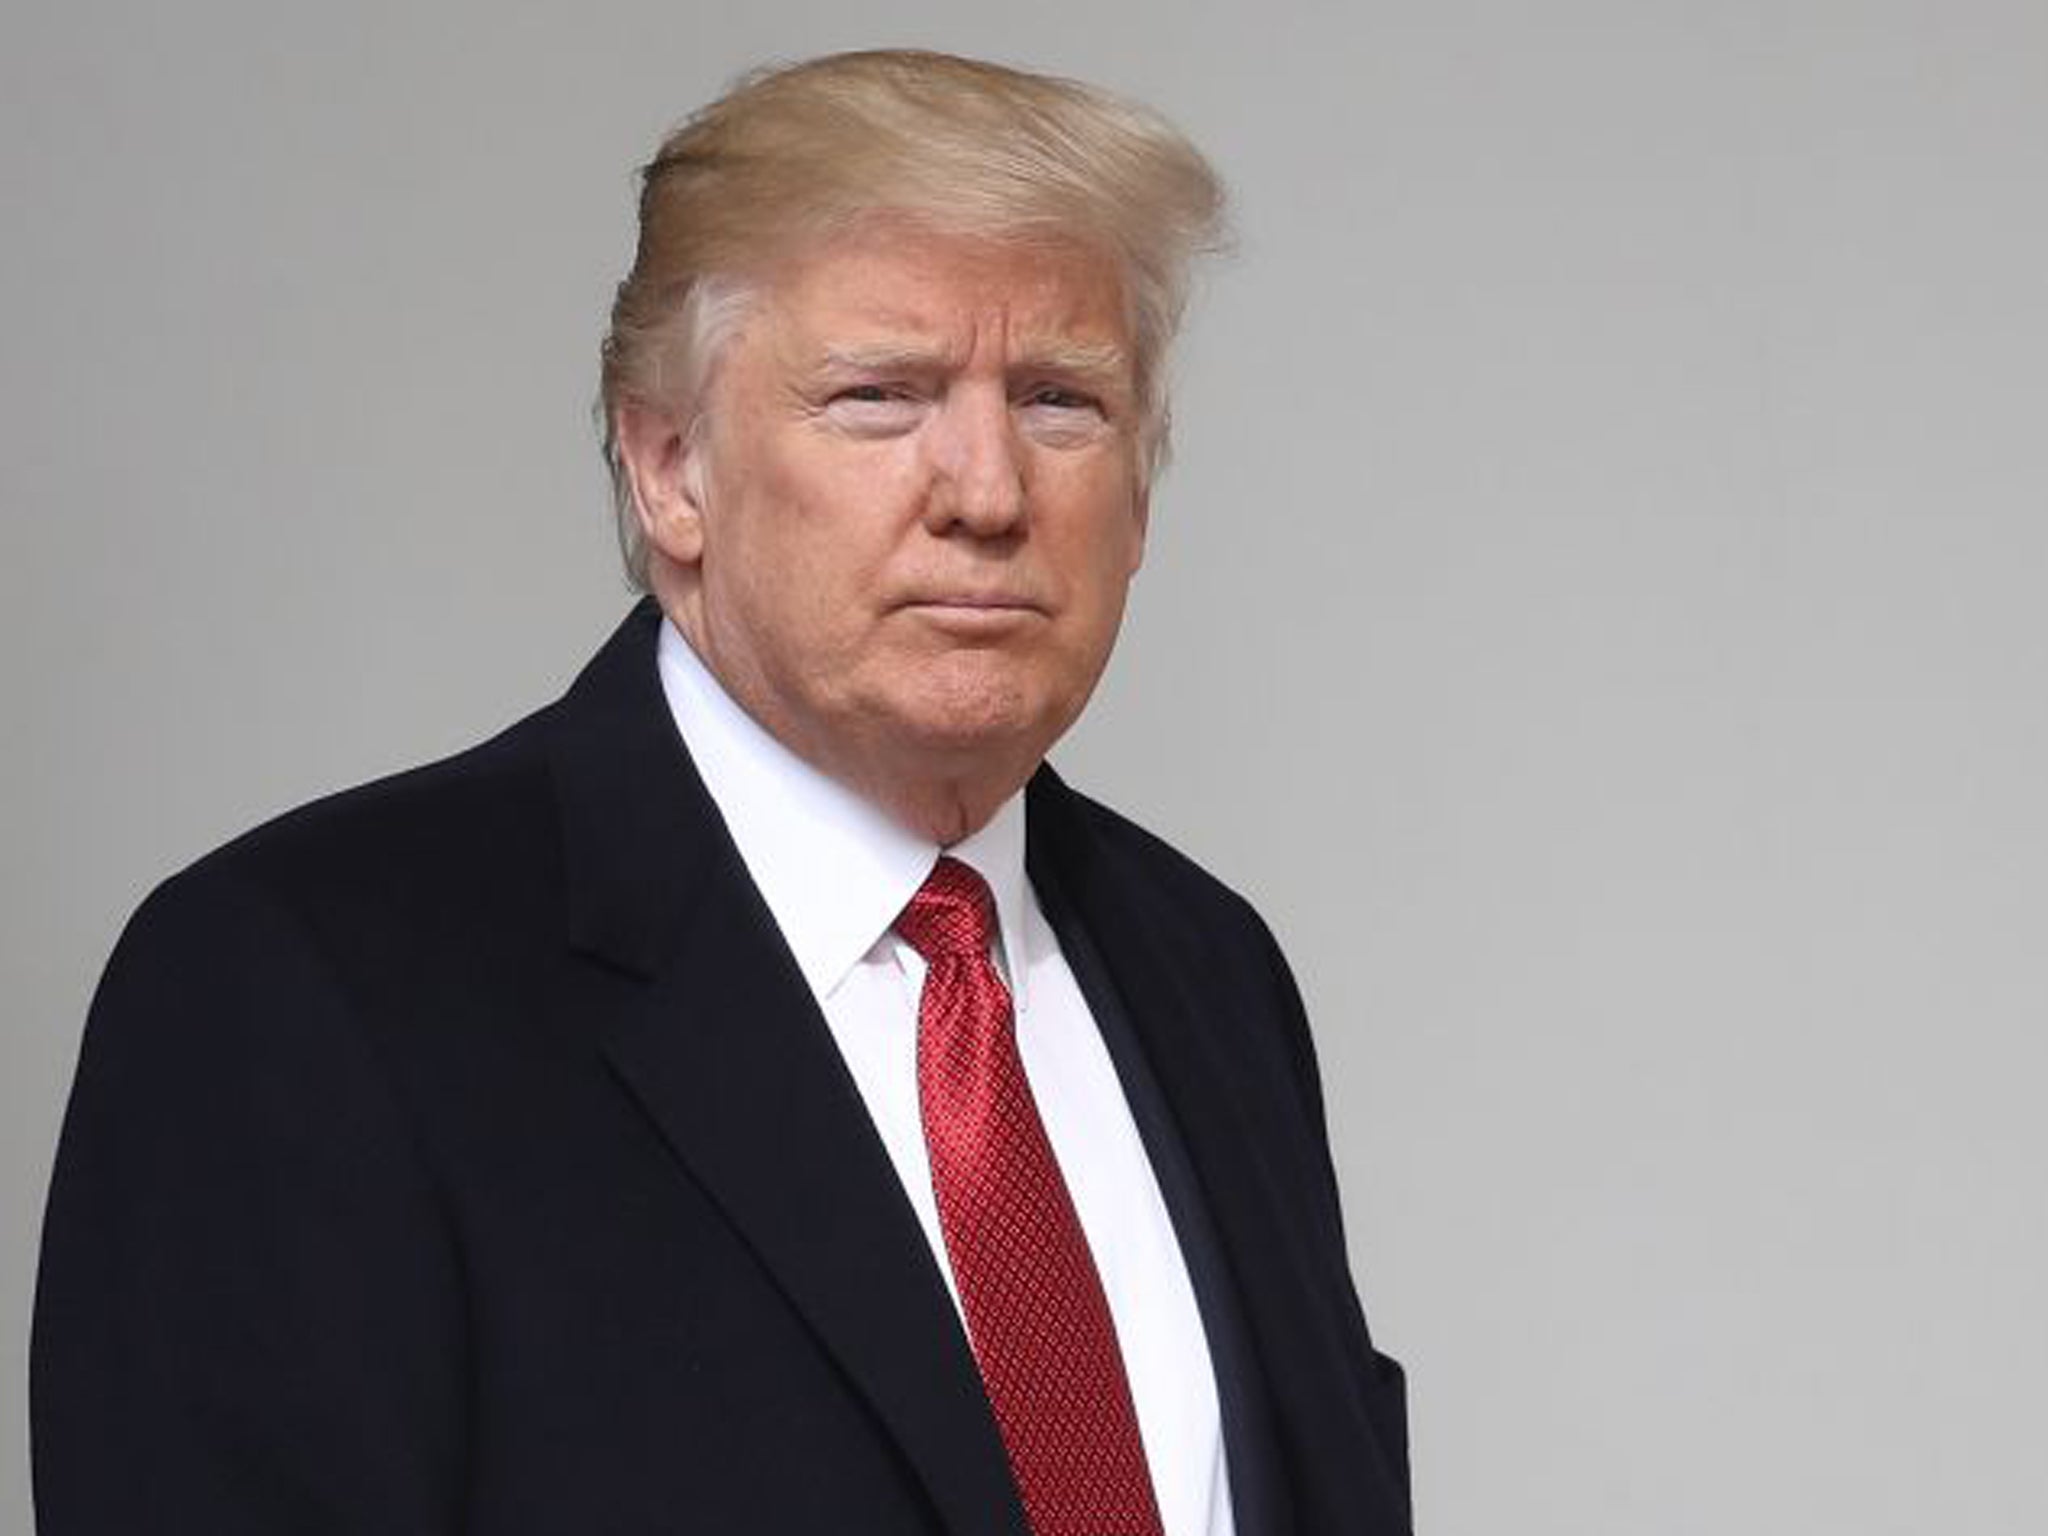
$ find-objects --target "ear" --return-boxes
[1125,483,1151,576]
[615,403,711,567]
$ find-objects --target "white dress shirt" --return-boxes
[657,619,1234,1536]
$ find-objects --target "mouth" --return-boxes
[897,595,1047,634]
[907,594,1039,611]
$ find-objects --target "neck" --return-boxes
[843,765,1020,848]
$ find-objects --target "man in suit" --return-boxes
[33,49,1411,1536]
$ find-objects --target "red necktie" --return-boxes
[896,856,1166,1536]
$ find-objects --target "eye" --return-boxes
[1022,385,1099,412]
[822,382,924,436]
[1017,384,1110,447]
[834,383,905,405]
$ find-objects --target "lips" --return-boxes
[895,594,1049,638]
[898,593,1044,614]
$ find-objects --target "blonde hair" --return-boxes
[597,49,1228,588]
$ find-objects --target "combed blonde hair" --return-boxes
[597,49,1228,588]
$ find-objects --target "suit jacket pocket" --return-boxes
[1363,1346,1411,1517]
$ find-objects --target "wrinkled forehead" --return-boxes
[750,219,1137,379]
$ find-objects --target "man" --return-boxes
[33,49,1410,1536]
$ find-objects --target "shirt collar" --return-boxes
[655,618,1031,1008]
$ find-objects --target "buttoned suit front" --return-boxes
[33,599,1411,1535]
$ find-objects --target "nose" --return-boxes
[924,385,1026,537]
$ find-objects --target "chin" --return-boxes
[861,649,1099,770]
[886,686,1067,768]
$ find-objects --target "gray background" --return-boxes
[5,1,2044,1531]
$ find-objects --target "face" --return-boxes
[626,223,1149,828]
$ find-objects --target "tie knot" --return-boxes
[894,856,996,962]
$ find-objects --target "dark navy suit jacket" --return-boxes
[33,600,1411,1534]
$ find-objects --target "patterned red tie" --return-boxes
[896,856,1166,1536]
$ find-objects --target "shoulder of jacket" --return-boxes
[138,703,561,946]
[1036,770,1279,951]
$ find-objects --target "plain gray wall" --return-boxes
[6,1,2044,1531]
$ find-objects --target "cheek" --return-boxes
[1054,479,1147,597]
[716,484,920,675]
[711,471,841,593]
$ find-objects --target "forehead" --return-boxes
[755,223,1133,365]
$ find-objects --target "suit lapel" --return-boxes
[548,602,1026,1536]
[1030,836,1296,1536]
[1027,766,1374,1536]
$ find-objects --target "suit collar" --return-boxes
[1028,772,1410,1533]
[1025,772,1294,1536]
[549,598,719,980]
[546,599,1028,1536]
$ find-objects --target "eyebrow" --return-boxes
[818,344,961,374]
[1015,340,1131,382]
[816,339,1131,383]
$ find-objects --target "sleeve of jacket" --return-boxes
[1256,914,1413,1523]
[32,862,468,1535]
